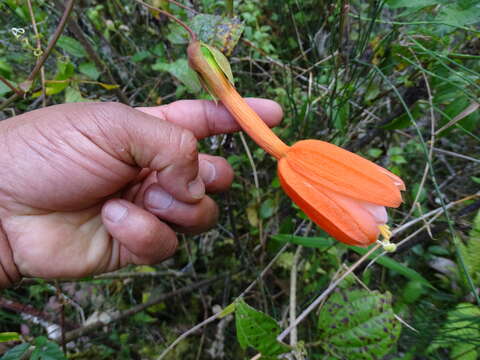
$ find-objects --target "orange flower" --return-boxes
[188,41,405,247]
[279,140,405,246]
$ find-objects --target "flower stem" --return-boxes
[188,42,289,159]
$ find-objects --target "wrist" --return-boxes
[0,221,21,288]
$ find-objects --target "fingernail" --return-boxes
[199,160,216,184]
[146,187,173,209]
[188,176,205,199]
[105,202,128,223]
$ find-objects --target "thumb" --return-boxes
[102,199,178,265]
[89,102,205,203]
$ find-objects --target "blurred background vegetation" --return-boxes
[0,0,479,359]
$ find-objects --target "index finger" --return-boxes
[136,98,283,140]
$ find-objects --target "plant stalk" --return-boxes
[188,42,289,159]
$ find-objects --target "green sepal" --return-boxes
[199,43,235,86]
[218,302,236,318]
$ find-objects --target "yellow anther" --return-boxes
[378,224,392,241]
[377,225,397,252]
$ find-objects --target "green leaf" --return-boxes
[438,4,480,27]
[271,234,335,251]
[317,289,401,360]
[0,343,30,360]
[65,87,88,103]
[190,14,244,55]
[56,36,87,57]
[79,62,101,80]
[152,58,202,93]
[30,336,66,360]
[260,198,275,219]
[0,80,14,97]
[0,332,20,343]
[386,0,439,8]
[166,23,189,45]
[235,298,290,356]
[131,50,150,63]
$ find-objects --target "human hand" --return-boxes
[0,99,282,286]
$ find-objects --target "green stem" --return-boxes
[225,0,234,17]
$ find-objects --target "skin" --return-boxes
[0,99,283,287]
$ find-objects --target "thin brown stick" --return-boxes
[0,76,22,96]
[133,0,197,41]
[166,0,198,13]
[0,0,76,111]
[27,0,47,107]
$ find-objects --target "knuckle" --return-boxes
[177,129,198,161]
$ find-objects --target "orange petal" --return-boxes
[285,140,403,207]
[278,159,379,246]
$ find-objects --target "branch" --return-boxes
[0,76,22,96]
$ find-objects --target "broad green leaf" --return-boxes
[190,14,244,55]
[153,58,202,93]
[30,336,66,360]
[57,36,87,58]
[317,289,401,360]
[235,298,290,356]
[79,62,101,80]
[438,4,480,27]
[0,343,30,360]
[0,332,20,343]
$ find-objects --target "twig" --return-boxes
[62,275,224,343]
[166,0,198,13]
[27,0,47,107]
[276,243,381,342]
[289,245,303,358]
[133,0,196,41]
[0,0,76,111]
[0,76,22,96]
